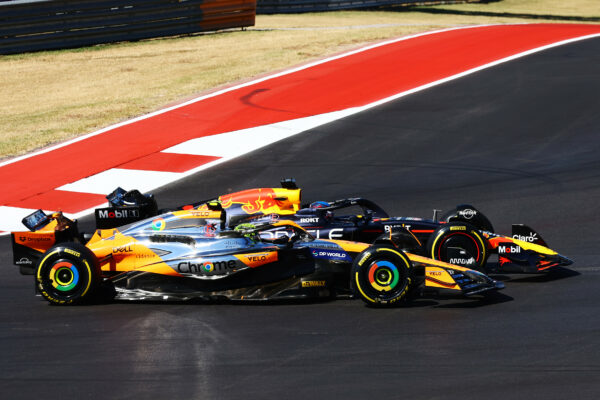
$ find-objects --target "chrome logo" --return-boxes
[203,262,214,272]
[151,217,166,231]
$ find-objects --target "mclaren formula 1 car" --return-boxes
[11,204,503,306]
[91,181,571,274]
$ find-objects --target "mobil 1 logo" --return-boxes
[95,206,141,229]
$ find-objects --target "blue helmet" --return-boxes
[310,201,330,209]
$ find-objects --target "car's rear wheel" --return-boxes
[427,222,487,270]
[36,242,101,305]
[351,246,413,307]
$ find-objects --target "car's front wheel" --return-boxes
[351,246,413,307]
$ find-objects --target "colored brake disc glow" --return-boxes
[368,261,399,292]
[49,261,79,292]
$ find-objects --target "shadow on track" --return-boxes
[496,267,581,283]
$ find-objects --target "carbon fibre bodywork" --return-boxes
[190,183,573,273]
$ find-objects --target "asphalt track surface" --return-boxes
[1,37,599,399]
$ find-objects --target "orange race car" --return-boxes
[11,200,503,306]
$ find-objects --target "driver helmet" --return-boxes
[310,201,330,209]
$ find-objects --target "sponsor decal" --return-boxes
[64,249,81,257]
[450,226,466,231]
[244,253,269,262]
[458,209,477,219]
[190,211,213,217]
[384,224,409,233]
[299,217,319,224]
[357,253,370,266]
[136,254,156,259]
[18,235,52,243]
[201,224,217,237]
[498,245,521,254]
[310,242,342,250]
[302,280,326,288]
[16,257,32,265]
[223,240,242,249]
[98,209,140,219]
[177,260,236,274]
[449,257,475,265]
[513,232,538,242]
[151,218,166,231]
[112,245,133,253]
[261,228,344,240]
[311,250,351,261]
[327,228,344,240]
[238,252,278,267]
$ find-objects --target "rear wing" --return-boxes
[95,187,158,229]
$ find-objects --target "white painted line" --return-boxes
[57,169,181,195]
[163,108,358,158]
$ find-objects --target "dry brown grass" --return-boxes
[0,0,598,160]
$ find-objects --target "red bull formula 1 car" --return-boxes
[11,200,503,306]
[88,180,571,274]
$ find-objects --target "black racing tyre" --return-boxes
[427,222,487,270]
[351,246,413,307]
[35,242,101,305]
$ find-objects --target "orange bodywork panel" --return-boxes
[423,267,460,290]
[408,254,469,291]
[86,229,178,275]
[12,218,62,253]
[235,251,278,268]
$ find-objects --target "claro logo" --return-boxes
[513,232,538,242]
[177,260,236,274]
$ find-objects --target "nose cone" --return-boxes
[558,254,574,266]
[494,281,506,290]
